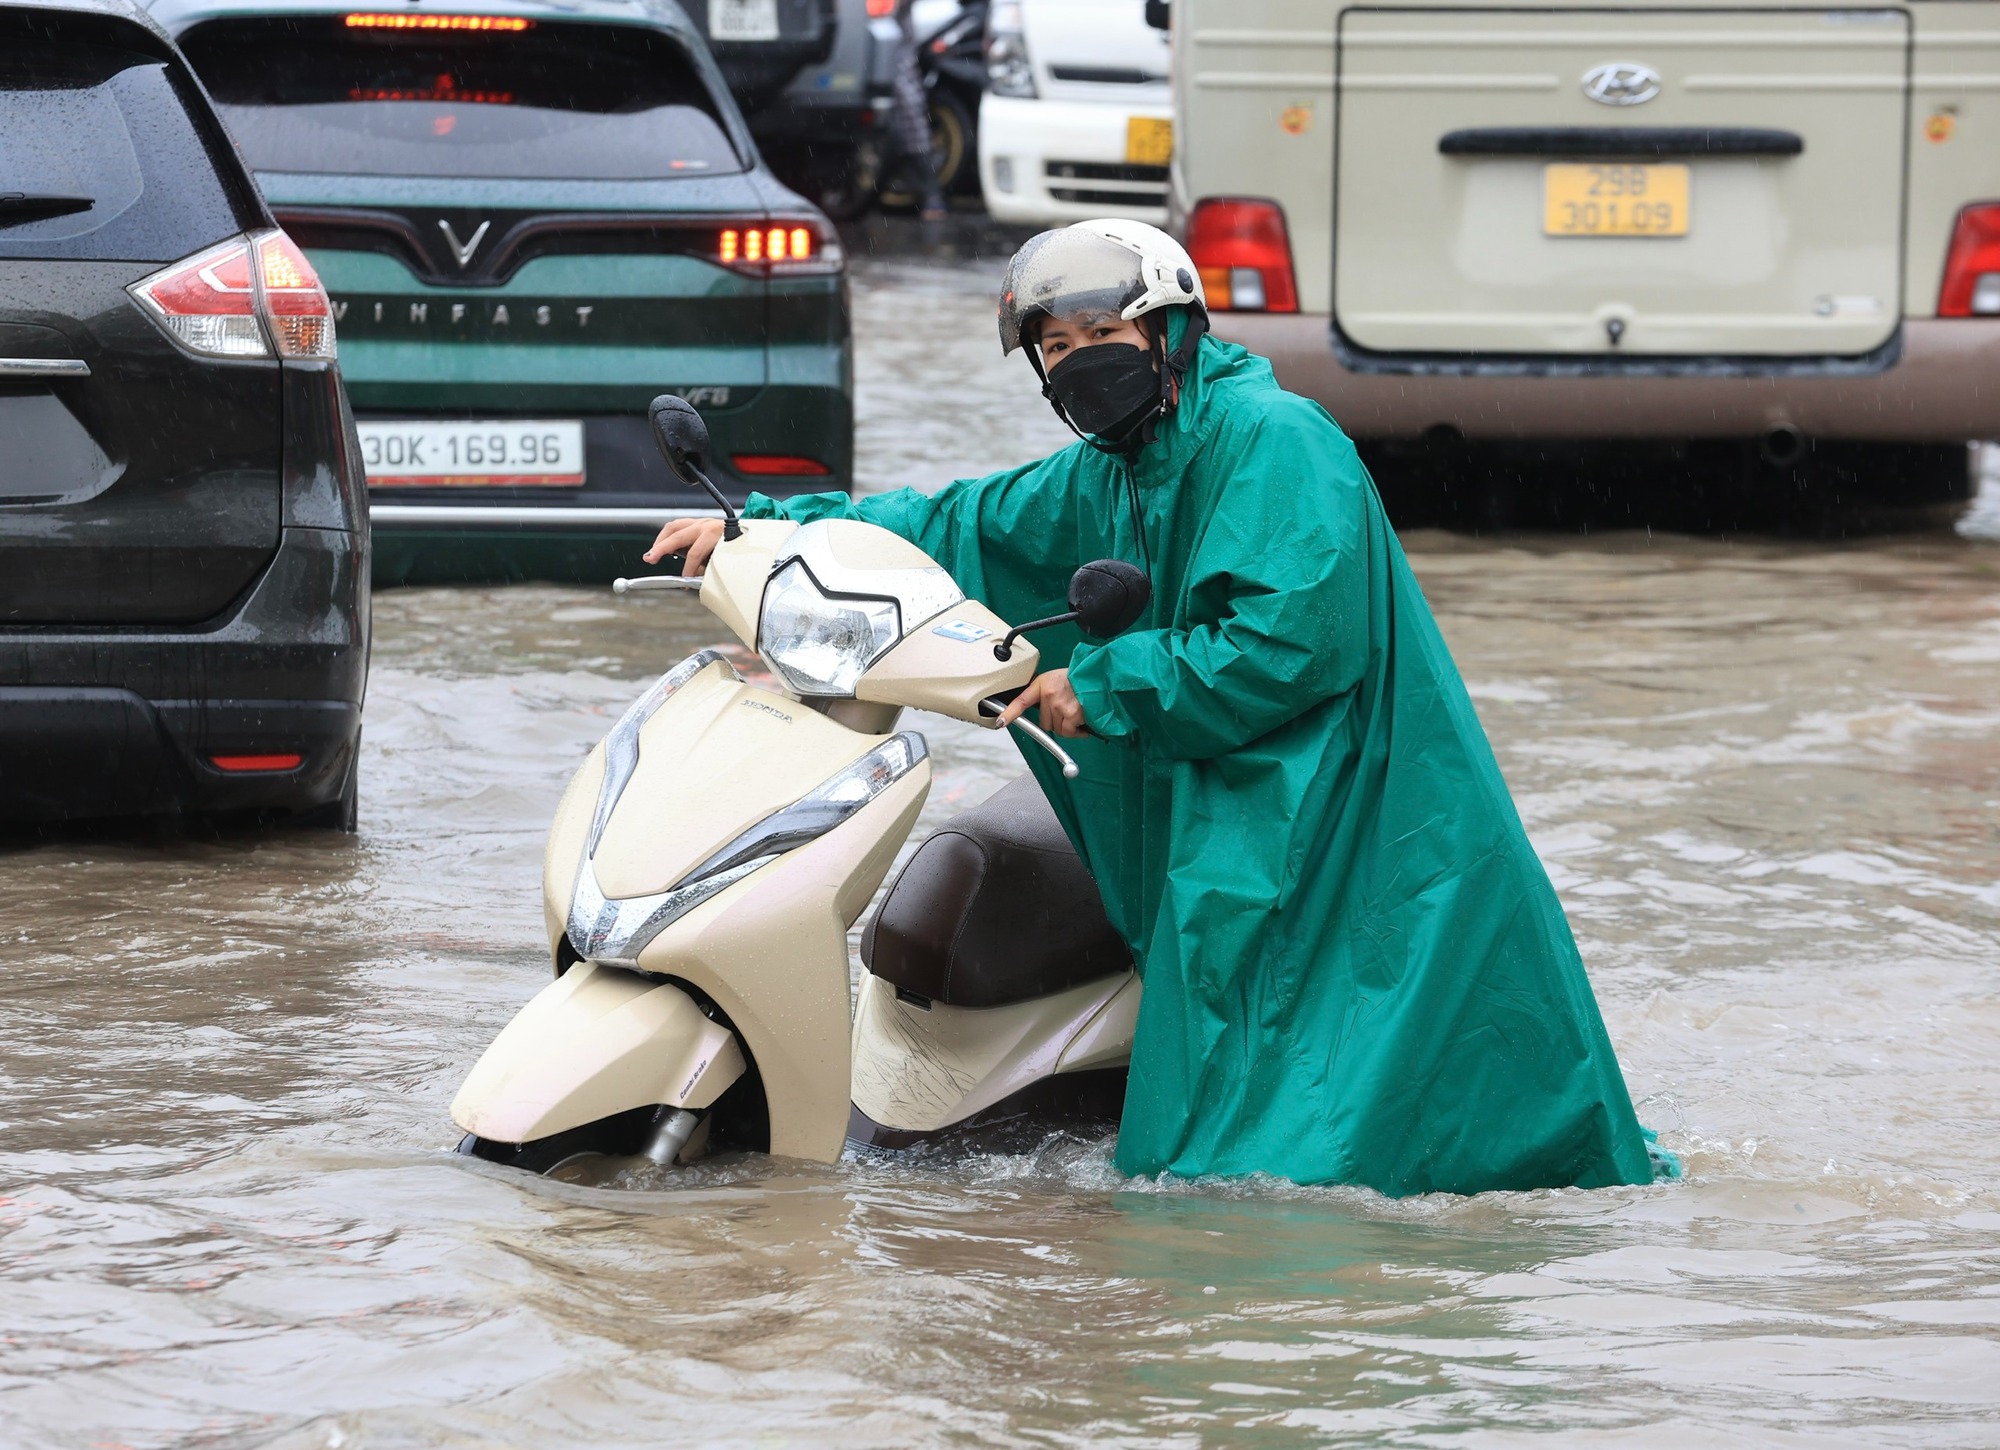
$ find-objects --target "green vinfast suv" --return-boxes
[150,0,852,584]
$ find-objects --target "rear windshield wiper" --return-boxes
[0,193,95,227]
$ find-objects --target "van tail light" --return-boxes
[130,229,337,360]
[1939,203,2000,316]
[1187,198,1299,313]
[715,220,842,276]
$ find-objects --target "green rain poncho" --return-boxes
[744,322,1660,1196]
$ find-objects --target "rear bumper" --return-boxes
[359,389,850,583]
[0,525,367,821]
[1218,315,2000,442]
[0,691,359,821]
[355,384,852,507]
[977,93,1169,226]
[371,504,710,532]
[364,495,838,587]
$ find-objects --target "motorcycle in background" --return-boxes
[874,0,988,211]
[756,0,988,220]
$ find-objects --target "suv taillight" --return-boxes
[1939,203,2000,316]
[129,236,260,356]
[1187,198,1299,313]
[129,229,337,360]
[714,220,843,277]
[256,233,337,357]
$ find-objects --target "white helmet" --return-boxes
[998,218,1206,355]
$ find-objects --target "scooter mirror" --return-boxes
[649,394,711,485]
[648,393,740,540]
[1068,559,1151,639]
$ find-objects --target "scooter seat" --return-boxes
[862,775,1133,1009]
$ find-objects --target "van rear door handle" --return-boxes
[0,357,90,378]
[1438,127,1804,159]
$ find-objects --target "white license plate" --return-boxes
[711,0,780,41]
[358,419,586,487]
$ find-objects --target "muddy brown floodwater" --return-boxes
[5,253,2000,1449]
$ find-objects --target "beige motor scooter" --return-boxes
[451,398,1144,1175]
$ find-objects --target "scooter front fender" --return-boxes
[450,961,744,1145]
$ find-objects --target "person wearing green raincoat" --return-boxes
[647,220,1669,1197]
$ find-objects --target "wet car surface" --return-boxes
[2,249,1998,1444]
[0,0,367,828]
[155,0,851,587]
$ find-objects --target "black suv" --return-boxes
[0,0,368,828]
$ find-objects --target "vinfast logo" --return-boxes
[328,297,599,330]
[1581,62,1662,106]
[437,218,491,269]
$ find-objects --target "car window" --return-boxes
[180,16,744,181]
[0,39,244,262]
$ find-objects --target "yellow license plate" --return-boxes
[1126,116,1173,167]
[1543,163,1689,237]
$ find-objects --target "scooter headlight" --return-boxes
[757,559,901,697]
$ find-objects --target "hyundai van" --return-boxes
[1173,0,2000,513]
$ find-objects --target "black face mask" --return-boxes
[1044,342,1161,445]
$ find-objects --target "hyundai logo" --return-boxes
[1581,62,1662,106]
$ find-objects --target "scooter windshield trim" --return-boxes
[564,732,927,968]
[679,732,930,883]
[567,855,771,966]
[588,649,735,857]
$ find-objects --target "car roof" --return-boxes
[144,0,700,39]
[3,0,183,48]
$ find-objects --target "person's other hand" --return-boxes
[996,668,1091,738]
[643,517,726,573]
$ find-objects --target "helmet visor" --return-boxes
[997,228,1149,354]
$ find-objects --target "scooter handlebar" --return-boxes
[980,695,1080,780]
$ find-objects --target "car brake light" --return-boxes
[720,226,814,264]
[130,230,336,361]
[716,222,841,276]
[1187,198,1299,313]
[732,454,831,477]
[211,753,304,773]
[129,237,262,356]
[1939,203,2000,316]
[343,13,532,30]
[865,0,896,15]
[257,233,337,358]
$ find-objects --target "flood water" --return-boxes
[5,253,2000,1448]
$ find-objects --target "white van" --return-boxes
[1173,0,2000,503]
[978,0,1173,226]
